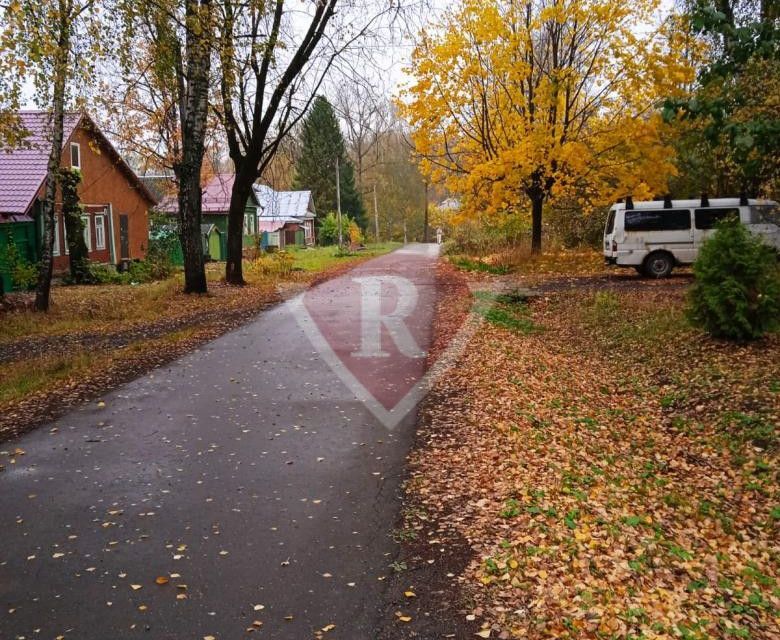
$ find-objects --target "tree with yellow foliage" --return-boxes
[401,0,694,252]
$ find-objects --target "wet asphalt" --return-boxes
[0,244,440,640]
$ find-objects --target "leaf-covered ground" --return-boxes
[399,270,779,639]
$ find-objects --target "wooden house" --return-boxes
[156,173,260,261]
[253,184,316,249]
[0,111,156,291]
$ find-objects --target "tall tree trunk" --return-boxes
[530,192,544,254]
[175,0,211,295]
[423,182,429,242]
[225,169,252,285]
[526,170,548,255]
[34,18,70,312]
[177,164,207,293]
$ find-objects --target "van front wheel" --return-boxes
[643,252,674,278]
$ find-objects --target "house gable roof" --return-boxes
[157,173,260,215]
[253,184,316,220]
[0,111,156,220]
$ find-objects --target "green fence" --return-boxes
[167,238,184,266]
[0,221,38,293]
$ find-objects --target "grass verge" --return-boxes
[286,242,402,272]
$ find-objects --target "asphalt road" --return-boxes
[0,244,441,640]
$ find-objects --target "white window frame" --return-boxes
[63,219,69,255]
[70,142,81,169]
[81,214,91,252]
[94,214,106,250]
[52,216,61,256]
[244,213,254,235]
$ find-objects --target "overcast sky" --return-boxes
[21,0,677,113]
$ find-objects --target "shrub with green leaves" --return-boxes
[688,219,780,340]
[87,263,124,284]
[84,259,172,286]
[318,212,355,246]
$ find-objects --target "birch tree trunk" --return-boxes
[34,10,71,312]
[174,0,211,294]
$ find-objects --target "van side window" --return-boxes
[624,209,691,232]
[605,209,616,234]
[694,208,739,229]
[749,204,780,224]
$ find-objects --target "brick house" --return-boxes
[0,111,156,289]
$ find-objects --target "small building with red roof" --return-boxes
[156,172,260,261]
[0,111,156,290]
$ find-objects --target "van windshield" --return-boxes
[605,209,616,235]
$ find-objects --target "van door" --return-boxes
[623,209,694,263]
[693,207,740,250]
[603,208,617,259]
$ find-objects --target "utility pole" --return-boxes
[373,183,379,243]
[423,181,429,243]
[336,156,343,248]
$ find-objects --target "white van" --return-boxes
[603,197,780,277]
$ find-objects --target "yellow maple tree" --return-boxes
[400,0,695,251]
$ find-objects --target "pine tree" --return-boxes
[293,96,365,228]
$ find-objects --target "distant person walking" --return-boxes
[436,227,443,244]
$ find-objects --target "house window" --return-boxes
[52,216,61,256]
[94,214,106,250]
[81,215,91,251]
[244,213,254,235]
[70,143,81,169]
[63,219,69,254]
